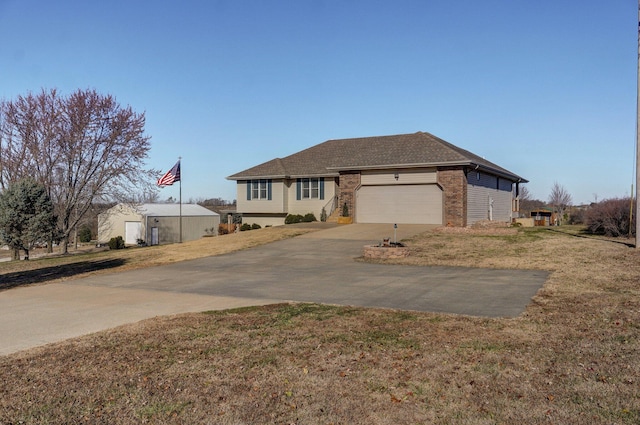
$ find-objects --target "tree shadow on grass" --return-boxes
[0,259,126,291]
[546,227,636,248]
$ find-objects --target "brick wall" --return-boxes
[437,167,467,227]
[338,172,360,218]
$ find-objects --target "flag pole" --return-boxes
[179,156,182,243]
[636,0,640,247]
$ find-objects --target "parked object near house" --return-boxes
[98,203,220,245]
[227,132,527,228]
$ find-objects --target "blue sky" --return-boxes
[0,0,636,205]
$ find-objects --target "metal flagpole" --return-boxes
[636,1,640,247]
[179,156,182,244]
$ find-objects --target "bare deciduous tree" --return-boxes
[0,88,157,253]
[548,181,573,225]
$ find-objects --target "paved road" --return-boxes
[0,224,548,356]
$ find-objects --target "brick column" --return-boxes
[437,167,467,227]
[338,172,360,219]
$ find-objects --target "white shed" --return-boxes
[98,203,220,245]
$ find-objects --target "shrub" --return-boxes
[251,223,261,229]
[78,226,92,243]
[342,202,349,217]
[285,214,304,224]
[240,223,252,231]
[320,207,327,222]
[108,236,125,250]
[302,213,317,222]
[584,198,635,237]
[568,207,586,225]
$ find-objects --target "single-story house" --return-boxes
[98,203,220,245]
[227,132,527,228]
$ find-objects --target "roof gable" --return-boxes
[228,132,526,182]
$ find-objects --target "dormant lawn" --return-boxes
[0,224,638,424]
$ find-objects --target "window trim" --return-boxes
[246,179,272,200]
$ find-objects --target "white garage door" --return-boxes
[356,184,443,224]
[125,221,142,245]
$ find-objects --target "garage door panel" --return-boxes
[125,221,142,245]
[356,185,442,224]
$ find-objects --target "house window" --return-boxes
[248,179,271,200]
[301,178,319,199]
[296,178,324,200]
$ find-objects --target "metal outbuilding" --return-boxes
[98,203,220,245]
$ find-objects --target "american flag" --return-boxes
[157,160,181,186]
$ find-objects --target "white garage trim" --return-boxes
[356,184,443,224]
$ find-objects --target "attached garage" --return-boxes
[356,184,443,224]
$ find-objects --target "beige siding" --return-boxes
[236,179,287,214]
[361,169,437,185]
[467,172,514,224]
[286,178,337,219]
[98,204,142,243]
[240,215,287,228]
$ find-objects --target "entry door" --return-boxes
[151,227,159,245]
[125,221,142,245]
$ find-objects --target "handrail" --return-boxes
[322,195,338,220]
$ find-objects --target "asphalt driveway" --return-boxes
[0,224,549,356]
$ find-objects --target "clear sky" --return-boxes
[0,0,636,205]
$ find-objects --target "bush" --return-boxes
[108,236,125,250]
[251,223,261,229]
[320,207,327,222]
[240,223,252,231]
[302,213,317,222]
[218,223,238,235]
[285,213,316,224]
[78,226,92,243]
[285,214,303,224]
[584,198,635,237]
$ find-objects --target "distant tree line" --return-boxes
[519,182,635,237]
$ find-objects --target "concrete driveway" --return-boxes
[0,224,548,356]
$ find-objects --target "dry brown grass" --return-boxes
[1,226,639,424]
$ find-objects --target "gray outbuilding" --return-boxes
[98,203,220,245]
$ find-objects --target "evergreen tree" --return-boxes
[0,179,56,260]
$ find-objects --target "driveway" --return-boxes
[0,224,548,356]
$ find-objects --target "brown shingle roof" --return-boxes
[227,132,527,182]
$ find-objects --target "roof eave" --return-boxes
[227,172,339,181]
[326,161,471,171]
[226,174,288,181]
[326,161,527,183]
[469,162,529,183]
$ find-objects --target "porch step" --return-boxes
[326,209,341,223]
